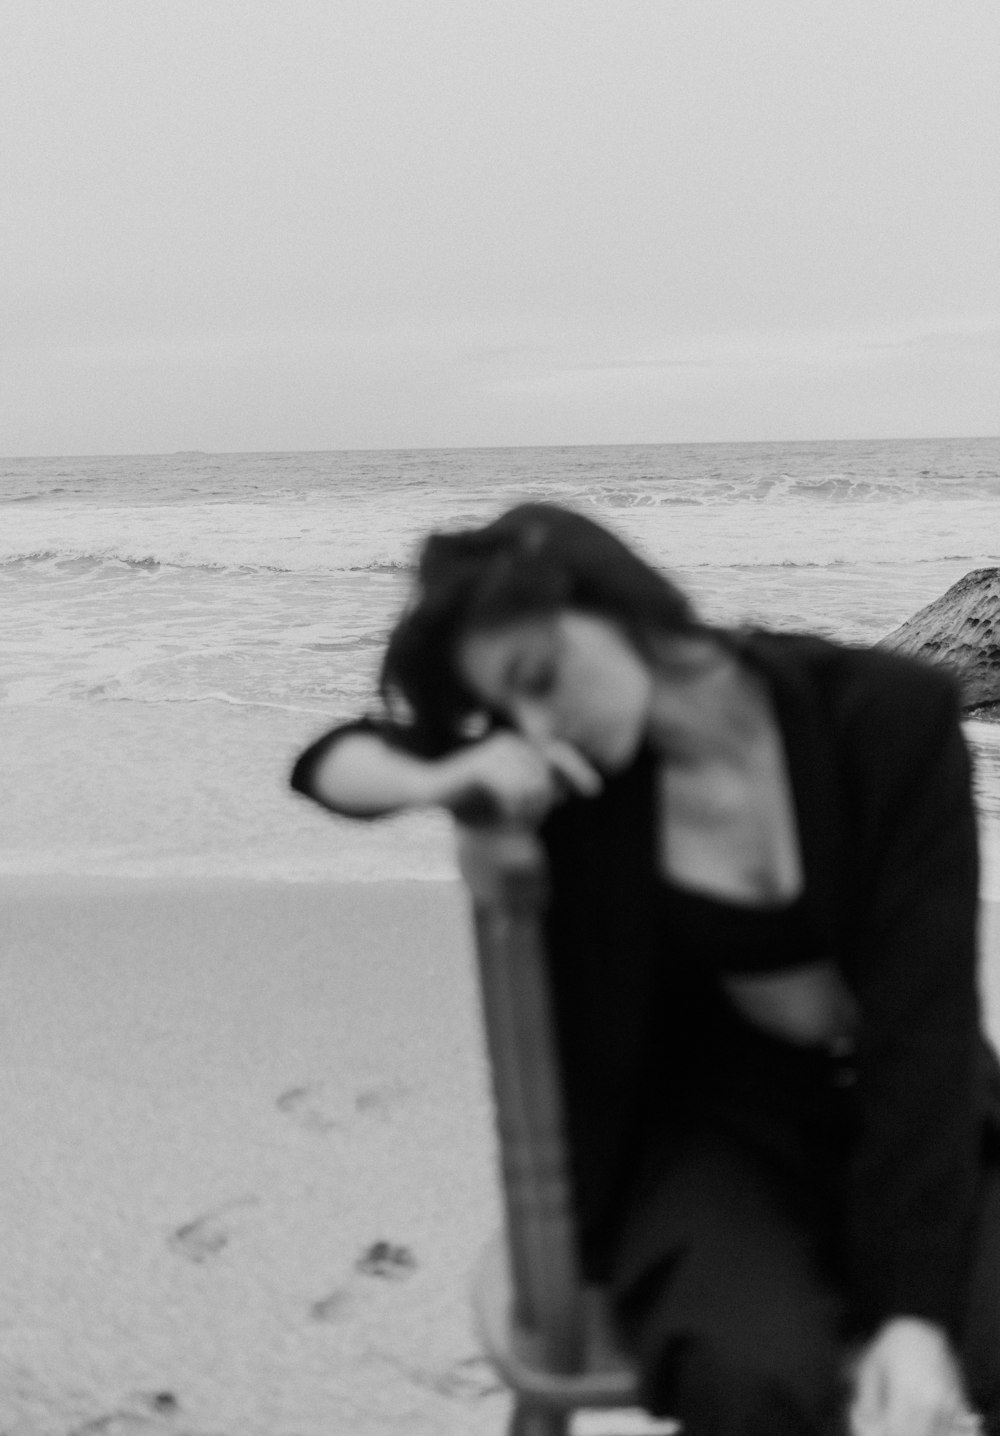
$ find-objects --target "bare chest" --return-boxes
[656,739,802,903]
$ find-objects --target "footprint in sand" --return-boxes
[276,1078,413,1131]
[353,1077,412,1118]
[69,1414,222,1436]
[68,1400,180,1435]
[68,1416,155,1435]
[355,1239,417,1278]
[309,1287,353,1322]
[68,1389,231,1436]
[275,1083,343,1132]
[310,1240,415,1322]
[168,1196,259,1263]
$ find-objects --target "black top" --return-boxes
[662,878,814,976]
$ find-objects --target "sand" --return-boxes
[2,880,999,1436]
[0,878,506,1436]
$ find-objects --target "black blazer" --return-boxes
[291,628,1000,1339]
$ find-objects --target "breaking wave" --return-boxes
[0,550,389,578]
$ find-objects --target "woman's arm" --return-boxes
[294,729,440,817]
[844,673,980,1336]
[833,663,982,1436]
[291,722,601,822]
[839,668,983,1434]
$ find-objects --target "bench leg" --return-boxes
[508,1399,570,1436]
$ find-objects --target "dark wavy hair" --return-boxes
[379,502,704,754]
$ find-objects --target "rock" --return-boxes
[880,568,1000,717]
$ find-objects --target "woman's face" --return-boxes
[457,610,653,772]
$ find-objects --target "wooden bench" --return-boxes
[458,822,678,1436]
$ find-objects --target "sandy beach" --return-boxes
[0,878,506,1436]
[2,879,999,1436]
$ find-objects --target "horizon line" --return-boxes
[4,432,999,463]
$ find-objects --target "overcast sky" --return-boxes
[2,1,998,454]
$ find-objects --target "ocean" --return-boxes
[2,437,999,892]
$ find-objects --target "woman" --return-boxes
[291,503,1000,1436]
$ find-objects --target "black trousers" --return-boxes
[607,1007,1000,1436]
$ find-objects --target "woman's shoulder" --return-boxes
[736,625,961,717]
[732,627,967,796]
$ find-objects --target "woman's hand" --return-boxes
[432,731,602,823]
[848,1318,979,1436]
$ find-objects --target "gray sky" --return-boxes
[2,0,998,454]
